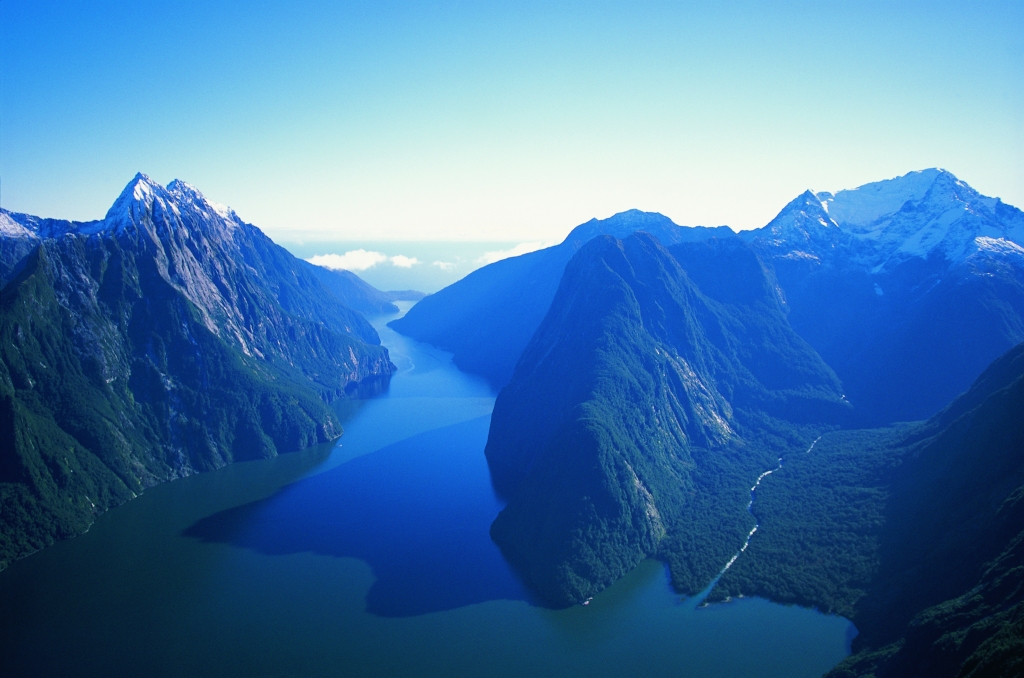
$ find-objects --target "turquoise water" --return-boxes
[0,304,854,677]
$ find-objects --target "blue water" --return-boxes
[0,303,855,677]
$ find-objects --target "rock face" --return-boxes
[0,174,396,570]
[485,233,847,606]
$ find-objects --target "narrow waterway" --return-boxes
[0,305,852,677]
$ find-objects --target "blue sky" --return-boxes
[2,1,1021,242]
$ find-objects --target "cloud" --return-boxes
[476,241,552,266]
[307,250,420,271]
[307,250,388,271]
[389,255,420,268]
[432,260,456,271]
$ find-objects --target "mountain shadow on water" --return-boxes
[183,416,533,617]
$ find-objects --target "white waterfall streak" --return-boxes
[700,436,822,603]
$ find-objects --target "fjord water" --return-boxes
[0,304,853,677]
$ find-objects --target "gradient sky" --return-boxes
[2,1,1021,242]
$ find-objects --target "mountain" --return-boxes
[303,262,424,316]
[0,174,396,570]
[743,169,1024,423]
[484,232,848,606]
[389,210,734,388]
[707,340,1024,678]
[393,170,1024,424]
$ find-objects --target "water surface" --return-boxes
[0,303,854,677]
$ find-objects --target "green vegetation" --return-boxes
[708,426,912,615]
[710,341,1024,677]
[485,233,848,605]
[0,210,394,570]
[390,210,734,389]
[482,228,1024,674]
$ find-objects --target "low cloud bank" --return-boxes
[307,249,420,272]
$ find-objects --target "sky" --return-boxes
[1,1,1022,246]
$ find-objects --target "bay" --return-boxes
[0,303,854,677]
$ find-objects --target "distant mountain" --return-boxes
[393,170,1024,424]
[709,340,1024,678]
[389,210,734,388]
[303,263,424,316]
[743,169,1024,423]
[0,174,396,570]
[484,232,848,606]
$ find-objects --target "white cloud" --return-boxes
[389,255,420,268]
[476,241,553,266]
[432,260,456,271]
[307,250,421,271]
[307,249,387,271]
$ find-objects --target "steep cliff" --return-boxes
[0,175,396,569]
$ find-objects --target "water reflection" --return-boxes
[183,416,532,617]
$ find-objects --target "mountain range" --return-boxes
[391,168,1024,675]
[393,169,1024,425]
[0,174,400,570]
[4,167,1023,676]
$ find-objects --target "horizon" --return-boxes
[2,2,1021,244]
[4,165,1018,292]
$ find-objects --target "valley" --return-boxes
[0,306,853,678]
[3,168,1023,677]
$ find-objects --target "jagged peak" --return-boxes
[764,189,839,233]
[167,178,236,220]
[102,172,170,225]
[94,173,242,237]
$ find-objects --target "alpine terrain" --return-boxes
[0,174,397,570]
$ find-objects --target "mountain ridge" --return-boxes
[485,232,848,605]
[0,174,397,570]
[389,209,736,388]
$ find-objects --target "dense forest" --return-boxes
[0,176,396,571]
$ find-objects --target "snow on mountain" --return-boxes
[974,236,1024,258]
[739,189,849,261]
[749,169,1024,273]
[98,173,243,241]
[839,170,1024,272]
[0,211,35,239]
[818,169,942,228]
[1,174,244,242]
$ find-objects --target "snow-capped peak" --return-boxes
[99,172,169,231]
[817,168,945,229]
[766,190,840,234]
[813,169,1024,272]
[91,172,243,239]
[167,179,237,221]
